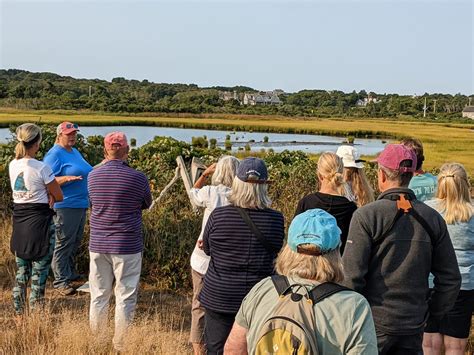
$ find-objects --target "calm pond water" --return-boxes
[0,126,387,155]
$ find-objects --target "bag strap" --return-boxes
[235,207,280,255]
[271,275,291,296]
[309,282,350,304]
[373,193,436,246]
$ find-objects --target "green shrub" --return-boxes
[209,138,217,149]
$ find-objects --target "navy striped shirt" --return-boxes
[88,160,152,254]
[200,205,284,314]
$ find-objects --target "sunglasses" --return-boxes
[64,123,79,129]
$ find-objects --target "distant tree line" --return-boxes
[0,69,472,120]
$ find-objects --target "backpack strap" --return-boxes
[373,193,436,246]
[309,282,350,304]
[271,275,291,296]
[235,207,280,256]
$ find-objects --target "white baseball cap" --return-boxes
[336,145,365,169]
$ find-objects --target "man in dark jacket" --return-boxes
[342,144,461,355]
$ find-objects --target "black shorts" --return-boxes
[425,290,474,339]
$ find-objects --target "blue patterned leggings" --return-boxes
[13,223,55,314]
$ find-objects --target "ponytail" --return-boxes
[14,124,42,159]
[317,152,345,193]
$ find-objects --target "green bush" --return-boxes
[191,136,209,149]
[209,138,217,149]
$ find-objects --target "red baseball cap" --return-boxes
[57,122,79,135]
[104,132,128,149]
[375,144,417,173]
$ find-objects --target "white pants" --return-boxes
[89,251,142,350]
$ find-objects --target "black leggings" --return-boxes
[204,309,236,355]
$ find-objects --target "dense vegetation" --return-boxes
[1,69,472,120]
[0,126,329,290]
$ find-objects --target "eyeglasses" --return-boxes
[64,123,78,129]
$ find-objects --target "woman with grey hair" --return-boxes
[187,155,240,355]
[199,157,284,355]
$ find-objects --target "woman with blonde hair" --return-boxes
[336,145,375,207]
[187,155,240,355]
[295,152,357,253]
[9,123,63,315]
[199,157,284,354]
[423,163,474,355]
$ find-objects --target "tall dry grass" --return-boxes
[0,219,192,354]
[0,286,192,354]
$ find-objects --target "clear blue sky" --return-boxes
[1,0,473,94]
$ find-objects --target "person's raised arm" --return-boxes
[55,175,83,185]
[193,163,216,189]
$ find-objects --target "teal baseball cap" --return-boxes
[288,209,341,254]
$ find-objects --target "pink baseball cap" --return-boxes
[375,144,417,173]
[104,132,128,149]
[57,122,79,135]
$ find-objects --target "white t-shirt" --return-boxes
[9,158,55,204]
[188,184,231,274]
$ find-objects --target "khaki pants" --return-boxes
[190,268,205,344]
[89,251,142,351]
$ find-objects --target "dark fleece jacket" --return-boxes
[295,192,357,253]
[342,187,461,335]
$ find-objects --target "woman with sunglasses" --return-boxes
[43,121,93,296]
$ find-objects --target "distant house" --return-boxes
[356,95,379,107]
[243,91,281,105]
[462,106,474,119]
[219,91,239,102]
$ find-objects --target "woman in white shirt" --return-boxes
[187,155,240,355]
[9,123,63,315]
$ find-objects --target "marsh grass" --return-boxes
[0,286,192,354]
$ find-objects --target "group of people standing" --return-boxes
[9,122,151,351]
[188,140,472,355]
[7,121,474,355]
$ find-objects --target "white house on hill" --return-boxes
[462,106,474,119]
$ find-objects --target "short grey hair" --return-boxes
[212,155,240,188]
[227,177,271,209]
[379,160,413,187]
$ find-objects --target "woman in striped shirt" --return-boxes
[200,157,285,355]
